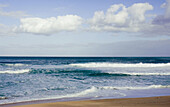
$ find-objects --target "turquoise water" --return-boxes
[0,57,170,104]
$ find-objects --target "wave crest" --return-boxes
[4,64,28,66]
[107,72,170,76]
[70,62,170,68]
[0,69,30,74]
[100,85,170,90]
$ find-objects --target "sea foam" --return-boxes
[0,69,30,74]
[100,85,170,90]
[107,72,170,75]
[5,64,28,66]
[70,62,170,68]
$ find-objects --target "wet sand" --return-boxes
[11,96,170,107]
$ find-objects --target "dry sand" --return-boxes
[12,96,170,107]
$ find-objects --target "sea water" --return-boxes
[0,57,170,104]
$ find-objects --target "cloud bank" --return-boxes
[2,39,170,56]
[4,1,170,36]
[13,2,154,35]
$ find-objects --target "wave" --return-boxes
[70,62,170,68]
[0,97,8,100]
[1,68,169,76]
[89,72,130,76]
[107,72,170,76]
[89,72,170,76]
[0,86,125,104]
[0,87,97,104]
[3,64,28,66]
[42,86,124,100]
[40,85,170,100]
[1,85,169,104]
[37,86,98,100]
[67,86,97,97]
[100,85,170,90]
[0,69,30,74]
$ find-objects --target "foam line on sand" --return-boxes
[1,96,169,107]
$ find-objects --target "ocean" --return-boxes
[0,57,170,104]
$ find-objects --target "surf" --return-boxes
[70,62,170,68]
[0,69,30,74]
[99,85,170,90]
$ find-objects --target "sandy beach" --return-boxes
[7,96,169,107]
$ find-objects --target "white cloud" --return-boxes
[105,4,128,25]
[88,3,153,32]
[128,3,153,23]
[2,2,170,36]
[14,15,83,35]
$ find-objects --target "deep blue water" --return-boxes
[0,57,170,104]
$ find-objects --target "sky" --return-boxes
[0,0,170,56]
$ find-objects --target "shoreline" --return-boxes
[1,95,170,107]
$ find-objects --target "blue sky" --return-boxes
[0,0,170,56]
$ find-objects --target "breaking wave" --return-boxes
[70,62,170,68]
[89,72,130,76]
[66,86,97,97]
[2,64,28,66]
[1,69,169,76]
[37,86,98,100]
[47,85,170,99]
[100,85,170,90]
[107,72,170,76]
[0,69,30,74]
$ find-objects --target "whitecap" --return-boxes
[107,72,170,75]
[0,69,30,74]
[70,62,170,68]
[5,64,28,66]
[100,85,170,90]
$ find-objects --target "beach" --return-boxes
[5,96,168,107]
[1,0,170,106]
[0,57,170,105]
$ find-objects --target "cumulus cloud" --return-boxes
[88,3,153,32]
[14,15,83,35]
[3,2,170,36]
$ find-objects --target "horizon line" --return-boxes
[0,55,170,57]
